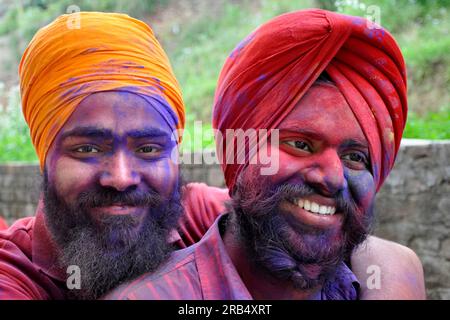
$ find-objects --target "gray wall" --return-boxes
[0,139,449,299]
[374,140,450,299]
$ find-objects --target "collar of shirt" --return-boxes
[321,258,361,300]
[194,214,253,299]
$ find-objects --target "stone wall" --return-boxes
[374,139,450,300]
[0,139,449,299]
[0,163,41,222]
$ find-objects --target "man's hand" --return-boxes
[351,236,426,299]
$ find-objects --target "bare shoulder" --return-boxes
[355,236,423,267]
[351,236,426,300]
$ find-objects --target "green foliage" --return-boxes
[404,108,450,139]
[0,0,167,63]
[0,0,448,163]
[180,122,216,153]
[0,85,37,162]
[0,0,166,36]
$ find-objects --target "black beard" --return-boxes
[42,171,184,300]
[229,174,374,290]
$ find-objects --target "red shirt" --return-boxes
[0,218,7,230]
[104,214,359,300]
[0,183,228,300]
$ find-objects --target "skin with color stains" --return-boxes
[45,91,179,230]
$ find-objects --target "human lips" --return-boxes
[90,203,145,216]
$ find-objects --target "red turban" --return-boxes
[213,9,407,193]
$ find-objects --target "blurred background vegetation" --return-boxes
[0,0,449,162]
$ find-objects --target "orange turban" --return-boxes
[19,12,184,171]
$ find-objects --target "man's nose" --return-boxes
[303,149,346,196]
[99,151,140,191]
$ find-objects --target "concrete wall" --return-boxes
[374,139,450,299]
[0,163,41,223]
[0,139,449,299]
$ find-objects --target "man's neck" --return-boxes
[222,215,322,300]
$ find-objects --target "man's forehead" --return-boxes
[58,125,171,141]
[277,84,368,146]
[71,91,165,118]
[57,91,174,139]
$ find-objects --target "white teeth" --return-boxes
[319,205,328,214]
[304,200,311,211]
[295,198,336,216]
[310,202,320,213]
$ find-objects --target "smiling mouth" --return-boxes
[91,204,144,216]
[295,198,336,216]
[282,196,342,229]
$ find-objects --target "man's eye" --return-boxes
[74,145,100,153]
[285,140,312,152]
[342,152,367,164]
[137,145,158,153]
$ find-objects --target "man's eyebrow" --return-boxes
[341,139,369,150]
[126,128,170,139]
[60,126,113,140]
[60,127,171,140]
[279,127,325,141]
[279,128,369,149]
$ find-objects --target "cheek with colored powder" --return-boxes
[141,159,179,199]
[46,143,101,206]
[345,168,376,212]
[251,144,307,186]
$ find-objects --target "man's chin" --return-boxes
[234,205,348,289]
[57,212,174,299]
[269,212,346,261]
[92,214,147,248]
[286,225,345,262]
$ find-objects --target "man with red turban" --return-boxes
[105,9,424,300]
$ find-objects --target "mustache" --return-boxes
[75,186,163,210]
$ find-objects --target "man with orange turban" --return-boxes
[0,12,189,300]
[105,9,424,300]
